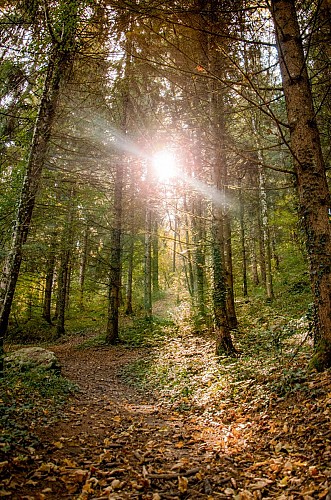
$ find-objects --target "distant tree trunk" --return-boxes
[125,232,134,315]
[239,185,248,297]
[79,225,89,308]
[259,165,274,301]
[152,219,159,294]
[212,212,236,356]
[192,196,206,324]
[42,250,56,324]
[224,214,238,329]
[172,208,178,273]
[106,25,133,343]
[56,193,75,338]
[144,205,152,319]
[56,251,69,337]
[106,160,124,343]
[185,231,195,299]
[0,0,78,375]
[251,224,260,286]
[271,0,331,370]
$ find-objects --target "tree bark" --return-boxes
[239,185,248,297]
[212,213,237,356]
[152,219,159,294]
[270,0,331,369]
[106,24,133,343]
[106,160,124,343]
[79,225,89,309]
[144,204,153,320]
[42,250,56,324]
[125,232,134,315]
[56,191,75,338]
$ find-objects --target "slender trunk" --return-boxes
[56,194,74,338]
[106,161,124,343]
[239,185,248,297]
[106,25,133,343]
[42,251,56,324]
[125,233,134,315]
[56,250,69,337]
[144,205,152,319]
[224,215,238,329]
[271,0,331,369]
[259,166,274,301]
[152,219,159,294]
[79,225,89,308]
[212,212,236,355]
[251,223,260,286]
[192,197,206,323]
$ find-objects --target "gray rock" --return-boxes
[5,347,61,375]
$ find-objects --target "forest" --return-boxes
[0,0,331,499]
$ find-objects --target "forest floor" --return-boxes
[1,302,331,500]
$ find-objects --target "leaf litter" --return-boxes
[1,313,331,499]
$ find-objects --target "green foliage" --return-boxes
[120,316,175,346]
[77,315,176,349]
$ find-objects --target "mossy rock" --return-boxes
[4,347,61,375]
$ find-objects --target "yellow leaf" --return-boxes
[278,476,289,487]
[178,476,188,493]
[112,415,121,422]
[175,441,184,449]
[63,458,77,468]
[53,441,63,449]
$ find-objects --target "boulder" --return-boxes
[5,347,61,375]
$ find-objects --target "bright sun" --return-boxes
[152,149,178,181]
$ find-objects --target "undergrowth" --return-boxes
[76,316,176,349]
[0,370,78,458]
[119,298,315,417]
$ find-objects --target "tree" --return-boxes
[270,0,331,369]
[0,0,81,375]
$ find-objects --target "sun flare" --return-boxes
[152,149,178,181]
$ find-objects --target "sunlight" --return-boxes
[152,149,178,181]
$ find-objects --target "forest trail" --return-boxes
[8,341,228,499]
[3,333,331,500]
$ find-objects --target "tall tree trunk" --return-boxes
[192,196,206,325]
[106,25,133,343]
[42,250,56,324]
[0,0,78,375]
[271,0,331,370]
[212,212,236,356]
[259,165,274,301]
[79,225,89,308]
[56,191,75,338]
[144,205,152,319]
[239,185,248,297]
[125,232,134,315]
[152,219,159,294]
[106,160,124,343]
[224,214,238,329]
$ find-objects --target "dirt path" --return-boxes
[4,339,331,499]
[9,344,226,499]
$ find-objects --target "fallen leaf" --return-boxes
[178,476,188,493]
